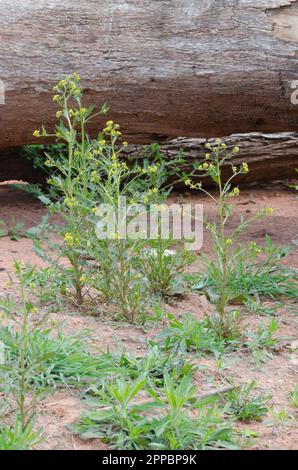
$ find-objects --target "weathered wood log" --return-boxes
[127,132,298,184]
[0,0,298,149]
[0,132,296,184]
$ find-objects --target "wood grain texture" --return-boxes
[127,132,298,184]
[0,0,298,149]
[1,132,296,184]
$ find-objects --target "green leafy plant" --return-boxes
[150,373,236,450]
[16,262,68,306]
[265,408,293,428]
[86,343,197,391]
[139,238,195,298]
[0,262,44,446]
[33,73,187,322]
[73,375,159,449]
[245,318,279,352]
[0,218,38,241]
[0,418,39,450]
[195,237,297,308]
[244,318,280,366]
[289,384,298,408]
[0,263,116,402]
[158,313,229,356]
[184,139,279,337]
[225,381,270,422]
[0,325,114,389]
[74,372,236,450]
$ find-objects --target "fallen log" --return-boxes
[0,1,298,149]
[0,132,296,184]
[127,132,298,184]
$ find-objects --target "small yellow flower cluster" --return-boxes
[147,165,158,174]
[108,159,128,176]
[142,188,157,203]
[103,120,122,138]
[229,187,240,198]
[111,232,121,240]
[64,197,76,208]
[185,178,202,190]
[199,162,215,171]
[64,232,77,247]
[91,171,101,183]
[52,74,82,107]
[201,162,210,170]
[263,207,274,215]
[52,94,62,104]
[53,73,81,95]
[241,162,249,174]
[225,238,233,246]
[33,127,47,138]
[249,241,261,254]
[184,178,202,189]
[93,139,106,155]
[204,138,228,155]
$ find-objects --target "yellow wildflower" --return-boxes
[64,233,74,246]
[264,207,274,215]
[241,162,249,173]
[229,187,240,197]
